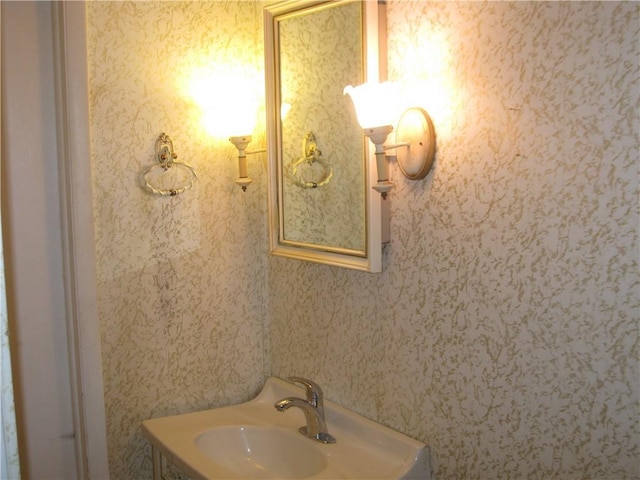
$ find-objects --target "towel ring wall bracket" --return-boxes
[142,133,197,196]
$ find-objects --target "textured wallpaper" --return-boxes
[269,1,639,479]
[86,1,638,479]
[86,2,268,478]
[278,1,365,251]
[0,219,19,478]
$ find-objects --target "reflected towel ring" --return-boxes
[142,133,197,196]
[289,132,333,189]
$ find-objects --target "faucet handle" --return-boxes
[288,377,324,408]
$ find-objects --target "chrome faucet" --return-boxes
[274,377,336,444]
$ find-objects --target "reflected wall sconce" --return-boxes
[344,82,435,199]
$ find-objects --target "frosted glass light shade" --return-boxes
[344,82,400,129]
[202,107,256,138]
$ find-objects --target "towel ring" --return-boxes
[289,132,333,189]
[142,133,197,196]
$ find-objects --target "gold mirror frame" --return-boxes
[264,0,388,273]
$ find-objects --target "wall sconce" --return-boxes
[226,112,265,192]
[229,135,255,191]
[189,68,264,191]
[344,82,435,199]
[228,134,267,192]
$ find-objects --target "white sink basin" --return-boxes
[194,426,327,479]
[142,377,430,479]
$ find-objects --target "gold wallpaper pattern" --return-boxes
[86,2,267,478]
[86,1,638,479]
[270,1,639,479]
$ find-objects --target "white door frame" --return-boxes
[51,2,109,478]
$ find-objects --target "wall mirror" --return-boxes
[264,0,388,273]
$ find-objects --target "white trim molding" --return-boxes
[51,2,110,478]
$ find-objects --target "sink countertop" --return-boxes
[142,377,431,479]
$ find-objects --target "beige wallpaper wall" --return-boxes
[86,2,267,478]
[270,1,639,479]
[86,1,638,479]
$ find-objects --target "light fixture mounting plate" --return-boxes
[395,107,436,180]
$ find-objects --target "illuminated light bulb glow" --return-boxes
[280,102,292,121]
[188,66,260,138]
[343,82,401,129]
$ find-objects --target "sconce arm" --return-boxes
[383,141,410,154]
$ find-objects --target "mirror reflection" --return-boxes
[275,0,365,253]
[266,0,386,272]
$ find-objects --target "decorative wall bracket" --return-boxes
[142,133,197,196]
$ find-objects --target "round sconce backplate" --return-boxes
[395,108,436,180]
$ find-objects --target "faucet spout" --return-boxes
[274,379,336,444]
[275,397,326,437]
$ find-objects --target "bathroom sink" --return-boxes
[194,426,327,479]
[142,377,430,479]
